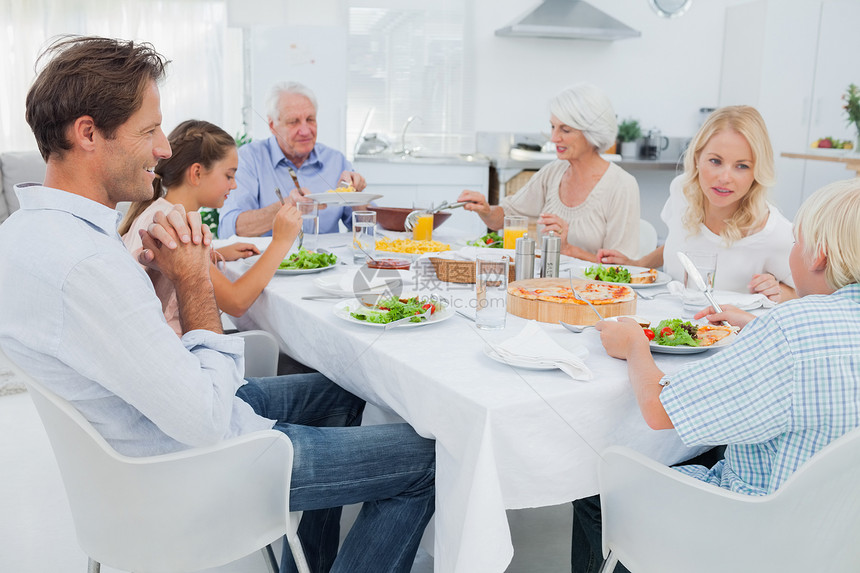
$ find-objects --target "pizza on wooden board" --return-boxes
[508,282,635,305]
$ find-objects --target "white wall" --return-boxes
[472,0,753,139]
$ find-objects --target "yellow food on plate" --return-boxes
[327,185,357,193]
[375,237,451,254]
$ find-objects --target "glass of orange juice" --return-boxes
[503,215,527,249]
[412,201,434,241]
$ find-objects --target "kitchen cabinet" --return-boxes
[353,158,491,236]
[719,0,860,220]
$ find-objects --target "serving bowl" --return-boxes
[366,206,451,232]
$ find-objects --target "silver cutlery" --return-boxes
[384,307,433,330]
[636,290,670,300]
[275,187,303,249]
[456,310,476,322]
[676,252,731,327]
[559,321,593,334]
[568,270,603,321]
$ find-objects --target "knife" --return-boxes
[676,252,730,326]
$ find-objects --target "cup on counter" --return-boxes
[475,254,509,330]
[412,200,434,241]
[352,210,376,264]
[503,215,527,250]
[681,251,717,312]
[296,198,319,250]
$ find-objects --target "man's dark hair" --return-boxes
[25,36,169,161]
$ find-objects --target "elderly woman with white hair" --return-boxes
[458,83,640,261]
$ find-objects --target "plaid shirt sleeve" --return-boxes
[660,313,794,447]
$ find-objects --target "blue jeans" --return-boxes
[237,374,435,573]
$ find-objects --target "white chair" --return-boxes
[4,349,310,573]
[637,219,658,259]
[597,427,860,573]
[234,329,280,377]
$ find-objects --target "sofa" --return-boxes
[0,150,46,223]
[0,151,135,223]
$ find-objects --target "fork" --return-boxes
[384,307,433,330]
[568,271,603,321]
[275,187,303,249]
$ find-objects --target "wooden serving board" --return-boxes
[506,277,637,325]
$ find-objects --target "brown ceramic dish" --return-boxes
[366,206,452,232]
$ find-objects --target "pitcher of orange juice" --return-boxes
[503,215,527,249]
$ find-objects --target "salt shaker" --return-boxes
[541,231,561,278]
[514,233,535,281]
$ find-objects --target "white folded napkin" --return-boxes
[490,321,592,381]
[667,281,775,310]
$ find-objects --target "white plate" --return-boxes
[314,269,411,296]
[571,264,671,289]
[649,329,737,354]
[333,298,454,328]
[483,345,589,370]
[243,255,338,276]
[304,192,382,206]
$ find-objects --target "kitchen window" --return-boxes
[347,1,476,155]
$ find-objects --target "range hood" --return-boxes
[495,0,640,41]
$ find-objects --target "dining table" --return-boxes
[218,230,765,573]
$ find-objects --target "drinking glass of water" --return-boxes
[297,198,318,251]
[475,253,508,330]
[352,211,377,264]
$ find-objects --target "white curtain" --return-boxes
[0,0,241,152]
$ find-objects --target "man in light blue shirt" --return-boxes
[218,82,367,237]
[572,178,860,572]
[0,36,433,573]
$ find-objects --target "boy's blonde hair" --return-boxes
[794,178,860,290]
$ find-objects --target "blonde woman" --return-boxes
[598,105,795,302]
[120,119,301,336]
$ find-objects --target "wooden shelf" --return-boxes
[781,151,860,177]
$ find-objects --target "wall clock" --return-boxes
[649,0,692,19]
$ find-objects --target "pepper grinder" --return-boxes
[541,231,561,278]
[514,233,535,281]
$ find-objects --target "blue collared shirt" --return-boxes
[0,185,274,456]
[660,284,860,495]
[219,136,354,237]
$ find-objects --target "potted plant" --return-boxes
[617,118,641,159]
[843,83,860,152]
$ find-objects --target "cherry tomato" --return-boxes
[643,328,655,341]
[422,303,436,315]
[485,237,494,244]
[660,327,674,337]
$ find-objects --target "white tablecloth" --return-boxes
[221,232,737,573]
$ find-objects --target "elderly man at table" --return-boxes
[0,36,434,573]
[572,177,860,573]
[218,81,367,238]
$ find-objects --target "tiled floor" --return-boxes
[0,352,572,572]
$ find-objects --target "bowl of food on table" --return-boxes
[367,206,452,232]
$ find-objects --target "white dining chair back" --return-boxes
[636,219,658,259]
[598,426,860,573]
[5,348,309,573]
[234,329,280,377]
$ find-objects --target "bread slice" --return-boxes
[630,268,658,284]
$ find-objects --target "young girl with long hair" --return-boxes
[120,119,301,335]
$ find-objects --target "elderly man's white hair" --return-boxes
[549,83,618,153]
[266,81,319,122]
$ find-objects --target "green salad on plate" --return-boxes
[278,248,337,270]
